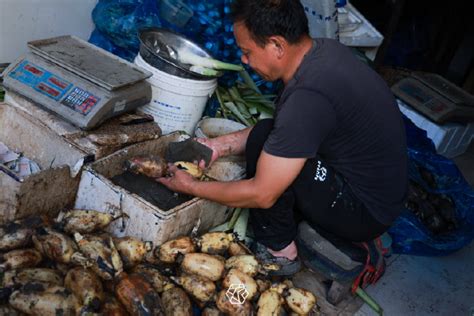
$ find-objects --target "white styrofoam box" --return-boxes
[0,0,97,64]
[74,132,246,246]
[5,91,162,160]
[300,0,339,39]
[338,1,384,48]
[398,99,474,158]
[0,102,87,223]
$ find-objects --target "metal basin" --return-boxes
[138,28,221,80]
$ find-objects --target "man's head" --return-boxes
[231,0,310,82]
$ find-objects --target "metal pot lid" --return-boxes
[138,28,222,80]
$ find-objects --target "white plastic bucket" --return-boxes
[135,54,217,135]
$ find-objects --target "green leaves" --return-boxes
[214,70,275,126]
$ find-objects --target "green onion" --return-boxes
[228,86,246,103]
[178,51,244,71]
[213,75,276,126]
[355,287,384,315]
[224,101,253,127]
[248,106,258,115]
[190,66,220,76]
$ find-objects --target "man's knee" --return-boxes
[246,119,274,177]
[247,119,274,150]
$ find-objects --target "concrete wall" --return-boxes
[0,0,98,64]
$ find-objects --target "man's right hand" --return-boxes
[195,137,220,168]
[194,126,253,169]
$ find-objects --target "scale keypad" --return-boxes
[62,87,100,116]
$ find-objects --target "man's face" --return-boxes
[233,22,280,81]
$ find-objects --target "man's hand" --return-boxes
[156,164,197,195]
[194,137,220,169]
[194,127,253,169]
[158,151,307,209]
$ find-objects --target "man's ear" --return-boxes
[269,36,287,59]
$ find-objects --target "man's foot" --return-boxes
[268,241,298,260]
[251,241,302,276]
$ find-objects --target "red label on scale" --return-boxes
[24,64,43,76]
[48,77,68,89]
[37,83,59,97]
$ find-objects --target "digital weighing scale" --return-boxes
[2,36,153,130]
[391,72,474,124]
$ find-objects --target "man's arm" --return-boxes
[197,127,253,166]
[158,151,307,209]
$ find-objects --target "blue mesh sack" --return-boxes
[389,117,474,256]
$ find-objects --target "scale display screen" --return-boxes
[8,60,72,101]
[392,74,474,124]
[8,60,100,116]
[3,36,153,130]
[398,82,448,114]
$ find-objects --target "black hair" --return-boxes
[231,0,309,47]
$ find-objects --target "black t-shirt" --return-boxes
[263,38,408,225]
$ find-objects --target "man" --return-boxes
[158,0,408,275]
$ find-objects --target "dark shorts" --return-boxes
[246,119,390,251]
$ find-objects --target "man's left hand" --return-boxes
[156,164,196,195]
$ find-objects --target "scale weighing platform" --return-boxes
[2,35,152,130]
[392,73,474,158]
[391,72,474,124]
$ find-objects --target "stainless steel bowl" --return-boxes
[138,28,222,80]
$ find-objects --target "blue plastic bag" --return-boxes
[88,0,278,91]
[89,29,138,61]
[90,0,161,60]
[389,117,474,256]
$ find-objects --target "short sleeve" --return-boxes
[263,89,336,158]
